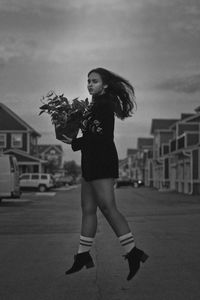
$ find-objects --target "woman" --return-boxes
[62,68,148,281]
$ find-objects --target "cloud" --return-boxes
[0,0,143,66]
[155,74,200,94]
[0,0,142,13]
[0,0,68,14]
[0,35,38,62]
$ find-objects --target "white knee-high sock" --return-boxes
[118,232,135,254]
[78,235,94,253]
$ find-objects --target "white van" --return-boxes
[0,154,21,201]
[19,173,55,192]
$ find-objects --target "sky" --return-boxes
[0,0,200,164]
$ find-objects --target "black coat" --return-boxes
[71,94,119,181]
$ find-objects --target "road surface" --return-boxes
[0,186,200,300]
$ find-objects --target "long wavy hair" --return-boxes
[88,67,136,120]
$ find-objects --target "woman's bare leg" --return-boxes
[81,178,98,237]
[65,178,96,274]
[90,178,131,237]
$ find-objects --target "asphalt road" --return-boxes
[0,186,200,300]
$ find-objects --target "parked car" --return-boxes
[53,175,67,187]
[0,154,21,202]
[115,178,144,188]
[19,173,55,192]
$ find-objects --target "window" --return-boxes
[0,134,6,147]
[41,175,48,179]
[31,174,39,180]
[31,136,37,145]
[11,134,22,148]
[20,174,30,180]
[50,149,56,155]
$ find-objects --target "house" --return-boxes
[126,140,153,185]
[0,102,46,174]
[37,144,63,173]
[150,118,179,190]
[118,149,139,179]
[149,108,200,194]
[118,158,129,178]
[137,138,153,186]
[167,108,200,194]
[126,148,138,179]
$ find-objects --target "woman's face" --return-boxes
[87,72,108,96]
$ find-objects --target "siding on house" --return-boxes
[125,106,200,195]
[0,102,45,174]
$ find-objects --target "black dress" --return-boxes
[71,93,119,182]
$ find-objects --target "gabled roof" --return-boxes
[127,148,137,156]
[4,149,47,163]
[137,138,153,149]
[171,110,200,126]
[150,119,179,135]
[0,102,41,136]
[181,113,195,120]
[195,106,200,113]
[37,144,63,154]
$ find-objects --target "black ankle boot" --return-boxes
[125,247,149,281]
[65,252,94,275]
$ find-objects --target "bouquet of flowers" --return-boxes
[39,91,89,140]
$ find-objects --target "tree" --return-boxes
[63,160,81,179]
[46,159,59,174]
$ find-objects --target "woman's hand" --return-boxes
[61,134,73,144]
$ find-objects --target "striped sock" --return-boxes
[119,232,135,254]
[78,235,94,253]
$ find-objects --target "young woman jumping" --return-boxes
[62,67,148,281]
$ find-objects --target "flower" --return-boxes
[39,90,89,139]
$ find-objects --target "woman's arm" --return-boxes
[60,134,84,152]
[71,100,114,151]
[61,135,72,144]
[71,137,85,151]
[89,101,114,142]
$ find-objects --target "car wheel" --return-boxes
[38,185,46,192]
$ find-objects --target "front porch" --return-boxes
[4,149,47,174]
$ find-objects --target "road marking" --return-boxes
[1,199,31,203]
[35,192,56,196]
[54,185,78,191]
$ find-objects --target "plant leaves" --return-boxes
[39,110,45,115]
[39,104,49,110]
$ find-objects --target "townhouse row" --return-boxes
[121,105,200,195]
